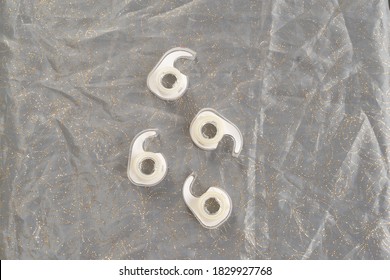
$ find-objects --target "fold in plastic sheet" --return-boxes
[1,0,389,259]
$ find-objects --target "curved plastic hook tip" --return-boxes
[161,47,196,66]
[224,121,243,157]
[130,129,159,154]
[183,173,196,200]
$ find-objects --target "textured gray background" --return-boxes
[1,0,390,259]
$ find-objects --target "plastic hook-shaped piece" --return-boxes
[127,129,167,187]
[147,47,196,101]
[190,108,243,157]
[183,173,232,229]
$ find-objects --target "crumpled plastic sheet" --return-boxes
[1,0,390,260]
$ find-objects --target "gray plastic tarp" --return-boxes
[1,0,390,259]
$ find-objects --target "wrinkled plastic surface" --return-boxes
[1,1,390,259]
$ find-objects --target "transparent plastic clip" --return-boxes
[190,108,243,157]
[183,173,232,229]
[147,47,196,101]
[127,129,167,187]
